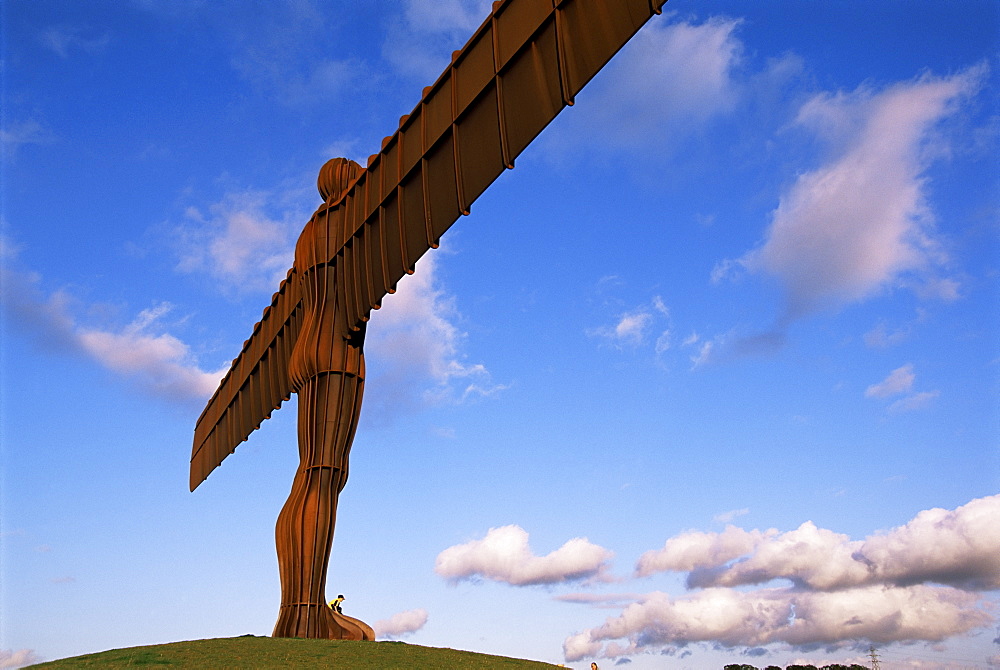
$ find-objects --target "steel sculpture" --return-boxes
[191,0,668,640]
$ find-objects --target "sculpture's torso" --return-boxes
[287,210,365,392]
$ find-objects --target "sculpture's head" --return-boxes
[318,157,363,202]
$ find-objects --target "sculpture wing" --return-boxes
[326,0,670,329]
[189,273,303,491]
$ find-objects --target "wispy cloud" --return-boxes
[365,251,504,416]
[1,256,226,403]
[381,0,492,82]
[589,296,671,354]
[435,525,614,586]
[715,67,983,321]
[567,495,999,661]
[866,364,939,413]
[552,15,743,154]
[713,507,750,524]
[865,364,916,398]
[1,119,56,161]
[888,390,940,413]
[39,25,110,58]
[174,189,306,293]
[863,319,913,348]
[373,608,429,639]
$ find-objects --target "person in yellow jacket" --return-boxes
[329,594,345,614]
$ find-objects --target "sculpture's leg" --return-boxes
[272,370,367,639]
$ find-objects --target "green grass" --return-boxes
[26,635,565,669]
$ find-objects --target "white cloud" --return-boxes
[688,521,870,591]
[435,525,614,586]
[76,303,227,401]
[563,631,604,661]
[865,364,939,413]
[577,498,1000,659]
[373,608,429,639]
[718,67,983,319]
[565,584,992,660]
[175,190,302,293]
[713,508,750,524]
[858,495,1000,590]
[865,364,916,398]
[365,252,502,414]
[0,649,42,669]
[636,525,772,577]
[0,262,225,402]
[554,15,742,152]
[888,390,940,413]
[615,312,653,342]
[637,495,1000,591]
[589,297,671,350]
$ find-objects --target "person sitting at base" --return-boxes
[329,594,345,614]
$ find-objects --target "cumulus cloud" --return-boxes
[638,495,1000,591]
[636,526,773,577]
[562,496,1000,661]
[858,496,1000,591]
[435,525,614,586]
[1,260,226,402]
[565,584,992,661]
[716,67,982,320]
[373,608,429,639]
[0,649,43,669]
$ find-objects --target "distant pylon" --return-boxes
[869,645,881,670]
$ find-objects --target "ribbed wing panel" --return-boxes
[189,274,303,491]
[327,0,669,330]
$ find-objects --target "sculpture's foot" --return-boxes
[332,611,376,641]
[272,604,374,641]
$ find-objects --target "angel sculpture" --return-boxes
[191,0,667,639]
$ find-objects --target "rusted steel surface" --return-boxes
[191,0,668,640]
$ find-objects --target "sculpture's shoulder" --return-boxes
[293,214,319,272]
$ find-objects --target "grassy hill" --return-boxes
[26,635,566,669]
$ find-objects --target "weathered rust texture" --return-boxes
[191,0,668,641]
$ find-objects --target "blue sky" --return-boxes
[2,1,998,669]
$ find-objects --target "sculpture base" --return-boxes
[272,605,375,641]
[332,611,376,641]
